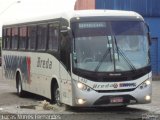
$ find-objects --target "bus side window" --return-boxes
[19,26,27,49]
[12,27,18,49]
[37,24,47,50]
[2,28,7,49]
[28,25,37,50]
[48,23,59,51]
[6,28,11,49]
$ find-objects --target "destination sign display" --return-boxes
[79,22,106,29]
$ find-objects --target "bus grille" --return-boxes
[95,88,135,93]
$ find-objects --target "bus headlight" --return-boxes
[77,82,92,92]
[139,79,151,89]
[145,80,151,85]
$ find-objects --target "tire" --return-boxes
[53,83,62,106]
[17,74,25,97]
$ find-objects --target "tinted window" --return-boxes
[12,27,18,49]
[37,24,47,50]
[6,28,11,49]
[2,29,7,49]
[111,21,145,35]
[48,23,59,51]
[19,26,27,49]
[28,25,37,50]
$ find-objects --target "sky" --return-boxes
[0,0,77,36]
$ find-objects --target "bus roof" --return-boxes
[71,10,142,18]
[3,10,143,26]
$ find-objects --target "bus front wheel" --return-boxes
[53,83,62,106]
[17,74,25,97]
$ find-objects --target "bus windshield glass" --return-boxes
[72,21,150,72]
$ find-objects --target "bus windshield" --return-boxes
[72,21,150,72]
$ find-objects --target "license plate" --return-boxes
[110,97,123,103]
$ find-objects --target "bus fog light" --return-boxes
[145,95,151,101]
[77,99,86,104]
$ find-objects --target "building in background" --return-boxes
[74,0,160,77]
[74,0,95,10]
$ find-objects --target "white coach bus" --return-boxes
[2,10,152,107]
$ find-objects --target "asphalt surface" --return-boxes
[0,67,160,120]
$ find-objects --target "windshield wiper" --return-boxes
[113,36,136,71]
[94,39,112,72]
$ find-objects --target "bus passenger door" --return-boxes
[59,28,72,105]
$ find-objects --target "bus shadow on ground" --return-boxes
[11,92,49,101]
[67,106,148,113]
[11,92,149,114]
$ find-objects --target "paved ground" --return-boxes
[0,67,160,120]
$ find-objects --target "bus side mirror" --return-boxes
[60,26,71,33]
[147,33,151,46]
[145,23,151,45]
[60,26,72,39]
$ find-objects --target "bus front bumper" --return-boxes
[72,80,152,107]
